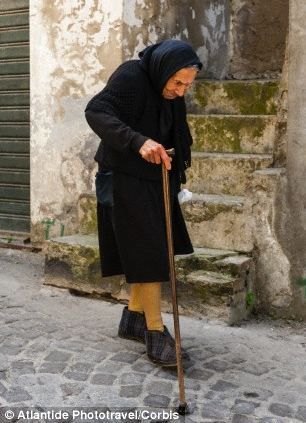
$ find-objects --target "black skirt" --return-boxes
[96,170,193,283]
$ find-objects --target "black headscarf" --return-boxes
[139,40,202,185]
[139,39,202,93]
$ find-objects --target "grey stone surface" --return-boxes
[231,401,256,415]
[143,394,170,408]
[2,387,32,403]
[38,362,68,374]
[0,382,6,394]
[63,371,89,382]
[268,403,294,418]
[146,381,173,396]
[119,385,142,398]
[232,415,257,423]
[95,360,125,373]
[110,352,139,364]
[90,373,117,385]
[44,350,72,362]
[296,406,306,422]
[186,368,214,381]
[201,401,231,419]
[131,361,156,373]
[212,380,239,391]
[240,362,272,376]
[120,372,146,385]
[204,359,229,372]
[0,249,306,421]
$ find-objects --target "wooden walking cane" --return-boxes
[162,148,190,415]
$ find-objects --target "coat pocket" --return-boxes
[95,171,113,207]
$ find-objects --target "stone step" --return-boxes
[188,114,276,155]
[186,79,279,115]
[182,193,253,252]
[44,235,255,325]
[186,152,273,196]
[77,191,253,252]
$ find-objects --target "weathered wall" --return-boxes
[30,0,123,242]
[282,0,306,319]
[122,0,230,79]
[253,1,306,319]
[29,0,233,243]
[30,0,290,243]
[229,0,289,79]
[122,0,289,79]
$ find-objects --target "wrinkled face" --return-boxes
[162,67,198,100]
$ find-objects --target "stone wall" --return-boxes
[229,0,289,79]
[281,0,306,319]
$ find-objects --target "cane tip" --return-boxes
[176,402,192,415]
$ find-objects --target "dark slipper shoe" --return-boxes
[145,327,177,367]
[118,306,146,343]
[163,326,190,361]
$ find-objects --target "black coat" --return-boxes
[85,40,202,283]
[85,59,192,186]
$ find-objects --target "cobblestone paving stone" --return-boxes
[0,249,306,423]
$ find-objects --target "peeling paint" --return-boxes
[31,0,124,241]
[122,0,229,79]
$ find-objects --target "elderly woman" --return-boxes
[85,39,202,366]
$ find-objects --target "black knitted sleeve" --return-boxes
[85,62,149,154]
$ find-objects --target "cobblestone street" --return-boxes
[0,248,305,422]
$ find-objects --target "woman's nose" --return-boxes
[175,86,186,97]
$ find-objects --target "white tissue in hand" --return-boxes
[178,189,192,204]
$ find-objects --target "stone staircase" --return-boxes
[44,79,280,325]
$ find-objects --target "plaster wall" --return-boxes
[30,0,123,241]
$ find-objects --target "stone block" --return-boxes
[90,373,117,385]
[44,234,127,299]
[229,0,288,79]
[188,114,276,154]
[186,80,279,115]
[268,403,294,418]
[186,152,273,195]
[143,394,170,408]
[119,385,142,398]
[250,167,286,196]
[182,193,253,252]
[163,268,251,324]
